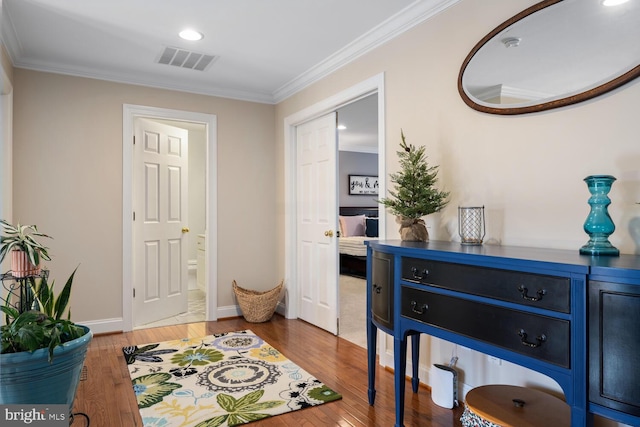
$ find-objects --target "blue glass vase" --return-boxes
[579,175,619,256]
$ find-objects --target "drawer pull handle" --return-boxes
[518,285,546,302]
[411,301,428,315]
[411,267,429,280]
[518,329,546,348]
[372,284,382,294]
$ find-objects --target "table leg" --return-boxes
[394,334,408,427]
[411,333,420,393]
[367,319,378,405]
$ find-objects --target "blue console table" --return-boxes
[366,240,640,427]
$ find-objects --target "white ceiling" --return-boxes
[337,93,378,153]
[0,0,458,104]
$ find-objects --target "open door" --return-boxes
[133,118,189,326]
[296,113,339,335]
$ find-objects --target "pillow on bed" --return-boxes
[339,215,366,237]
[365,217,379,238]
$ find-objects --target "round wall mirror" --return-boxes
[458,0,640,115]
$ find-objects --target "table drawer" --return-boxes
[401,257,570,313]
[402,286,570,367]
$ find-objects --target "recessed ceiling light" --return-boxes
[179,29,204,41]
[602,0,629,6]
[337,124,347,130]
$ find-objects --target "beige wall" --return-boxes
[12,69,277,324]
[277,0,640,256]
[275,1,638,425]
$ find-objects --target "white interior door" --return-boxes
[296,113,339,334]
[133,118,189,326]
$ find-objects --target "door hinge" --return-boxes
[133,288,136,298]
[133,135,136,145]
[133,211,135,221]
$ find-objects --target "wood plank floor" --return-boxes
[72,315,464,426]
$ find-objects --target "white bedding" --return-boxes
[339,236,377,257]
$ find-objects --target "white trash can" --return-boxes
[431,363,458,409]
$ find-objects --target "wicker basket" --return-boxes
[233,280,283,323]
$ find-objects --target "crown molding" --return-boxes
[1,0,459,105]
[16,57,277,103]
[500,85,554,102]
[272,0,460,103]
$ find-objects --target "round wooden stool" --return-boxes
[460,385,570,427]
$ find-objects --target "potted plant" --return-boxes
[0,220,52,277]
[0,221,92,415]
[379,131,450,241]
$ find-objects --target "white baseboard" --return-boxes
[80,306,245,334]
[77,317,124,335]
[217,302,285,320]
[216,304,242,319]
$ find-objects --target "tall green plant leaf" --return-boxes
[38,276,54,315]
[54,267,77,320]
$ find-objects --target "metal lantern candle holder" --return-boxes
[458,206,485,245]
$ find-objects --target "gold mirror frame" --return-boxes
[458,0,640,115]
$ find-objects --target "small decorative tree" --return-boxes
[379,130,450,241]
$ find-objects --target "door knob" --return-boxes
[182,227,190,233]
[324,230,334,237]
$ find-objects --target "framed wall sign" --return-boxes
[349,175,379,195]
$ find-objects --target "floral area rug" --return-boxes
[122,330,342,427]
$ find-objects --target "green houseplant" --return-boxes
[1,268,85,360]
[0,219,52,277]
[0,220,92,414]
[379,131,450,241]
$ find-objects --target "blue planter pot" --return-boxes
[0,325,92,414]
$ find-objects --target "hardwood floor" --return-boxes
[72,315,464,426]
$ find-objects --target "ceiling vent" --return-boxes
[157,46,217,71]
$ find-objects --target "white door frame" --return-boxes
[284,73,386,320]
[0,63,13,274]
[122,104,218,332]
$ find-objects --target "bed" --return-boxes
[339,206,379,278]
